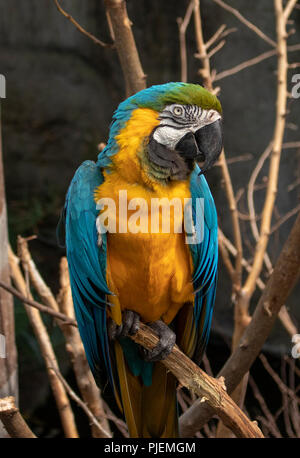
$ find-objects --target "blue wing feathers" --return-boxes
[64,161,113,386]
[188,164,218,362]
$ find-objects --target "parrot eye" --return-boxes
[172,105,184,117]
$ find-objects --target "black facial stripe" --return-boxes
[156,122,187,131]
[159,114,191,126]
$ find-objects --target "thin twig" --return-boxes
[0,280,77,326]
[10,240,79,438]
[284,0,299,20]
[177,0,194,82]
[281,358,296,437]
[193,0,213,90]
[48,362,111,438]
[247,142,273,273]
[205,24,226,50]
[282,141,300,149]
[53,0,114,48]
[218,233,236,283]
[248,377,282,438]
[57,257,111,437]
[211,0,277,47]
[259,354,300,403]
[287,357,300,437]
[102,400,129,438]
[207,39,226,59]
[270,204,300,234]
[214,44,300,81]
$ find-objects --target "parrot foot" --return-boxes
[141,320,176,362]
[108,310,140,340]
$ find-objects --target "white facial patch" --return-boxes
[153,104,221,150]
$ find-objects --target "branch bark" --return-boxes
[104,0,146,96]
[0,278,77,326]
[0,102,18,438]
[14,240,111,438]
[131,323,263,438]
[9,238,79,438]
[57,257,111,438]
[0,397,36,438]
[177,0,194,83]
[48,362,111,438]
[242,0,290,301]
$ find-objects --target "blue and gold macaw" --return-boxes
[61,83,222,437]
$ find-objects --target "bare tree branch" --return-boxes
[211,0,277,47]
[177,0,195,82]
[180,210,300,436]
[48,362,111,438]
[57,257,111,438]
[283,0,299,20]
[0,278,77,326]
[104,0,146,96]
[131,323,263,438]
[0,101,18,438]
[10,239,79,438]
[242,0,290,300]
[0,397,36,438]
[214,44,300,81]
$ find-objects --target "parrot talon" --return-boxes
[108,310,140,340]
[142,320,176,362]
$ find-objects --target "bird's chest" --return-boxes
[106,230,194,323]
[96,177,194,323]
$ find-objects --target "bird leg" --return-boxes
[108,310,140,340]
[141,320,176,362]
[108,314,176,362]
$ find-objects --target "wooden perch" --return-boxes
[0,397,36,438]
[131,323,263,438]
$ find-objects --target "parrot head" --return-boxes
[99,82,222,181]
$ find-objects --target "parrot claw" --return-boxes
[141,320,176,362]
[108,310,140,340]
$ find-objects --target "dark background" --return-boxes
[0,0,299,436]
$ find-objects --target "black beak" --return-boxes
[175,118,223,174]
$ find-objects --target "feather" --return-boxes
[63,160,114,387]
[177,163,218,364]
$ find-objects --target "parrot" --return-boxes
[59,82,222,438]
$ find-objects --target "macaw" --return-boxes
[60,82,222,438]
